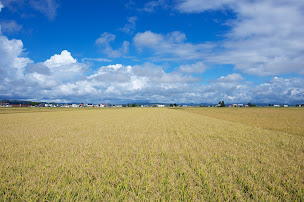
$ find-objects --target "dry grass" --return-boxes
[0,107,303,201]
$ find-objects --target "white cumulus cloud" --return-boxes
[133,30,213,60]
[44,50,77,68]
[0,33,32,81]
[0,1,4,12]
[0,23,303,104]
[179,61,208,73]
[175,0,304,76]
[216,73,243,83]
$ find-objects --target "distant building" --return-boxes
[273,105,280,107]
[232,104,243,107]
[10,102,32,107]
[284,105,288,107]
[0,102,11,107]
[71,104,79,107]
[100,103,105,107]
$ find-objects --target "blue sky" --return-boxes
[0,0,303,104]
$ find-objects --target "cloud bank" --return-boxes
[0,30,303,104]
[175,0,304,76]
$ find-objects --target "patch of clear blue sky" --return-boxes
[5,0,290,85]
[1,0,236,64]
[2,0,298,84]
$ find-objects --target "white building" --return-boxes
[71,104,79,107]
[100,103,105,107]
[232,104,243,107]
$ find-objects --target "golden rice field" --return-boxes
[177,107,304,136]
[0,107,303,201]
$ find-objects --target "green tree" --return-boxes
[219,101,225,107]
[248,102,256,107]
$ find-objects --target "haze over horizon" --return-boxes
[0,0,303,104]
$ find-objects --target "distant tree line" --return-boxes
[219,101,225,107]
[126,103,137,107]
[0,100,41,106]
[248,102,256,107]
